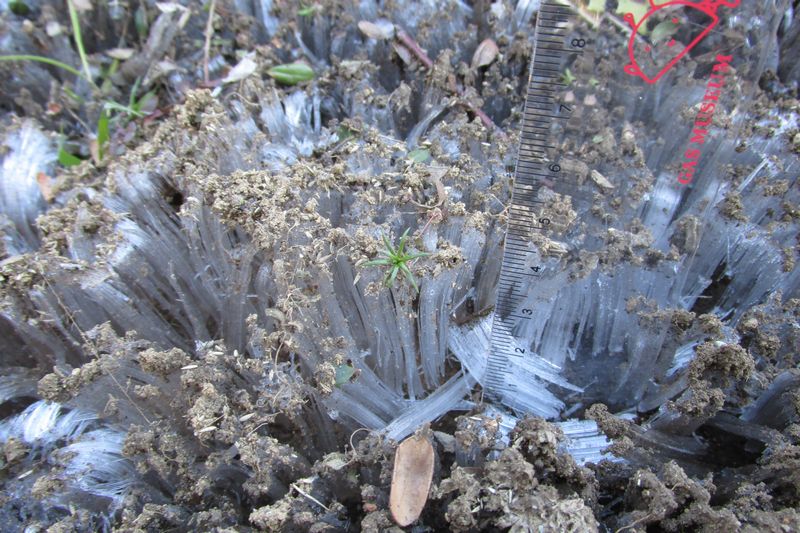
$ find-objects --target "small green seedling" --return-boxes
[363,229,429,292]
[559,67,576,86]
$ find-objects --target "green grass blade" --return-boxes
[66,0,93,86]
[96,109,110,161]
[362,259,391,267]
[388,266,400,287]
[399,263,419,292]
[406,251,430,260]
[381,232,394,254]
[0,55,84,80]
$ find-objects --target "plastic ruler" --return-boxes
[485,0,583,400]
[484,0,750,406]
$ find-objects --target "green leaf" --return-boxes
[406,251,430,260]
[382,232,394,254]
[334,363,356,387]
[407,148,430,164]
[9,0,30,16]
[559,68,576,86]
[58,147,82,167]
[616,0,650,33]
[97,110,110,161]
[63,86,83,104]
[336,125,355,142]
[267,63,315,85]
[399,263,419,292]
[651,20,679,44]
[298,5,318,16]
[388,266,400,287]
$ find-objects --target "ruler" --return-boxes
[485,0,582,401]
[483,0,772,413]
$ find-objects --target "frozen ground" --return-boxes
[0,0,799,531]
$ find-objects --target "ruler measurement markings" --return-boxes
[485,0,579,402]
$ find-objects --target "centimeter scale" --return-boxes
[484,0,767,414]
[485,1,585,400]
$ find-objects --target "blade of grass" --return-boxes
[0,55,85,80]
[96,109,110,162]
[203,0,218,84]
[388,266,400,287]
[399,263,419,292]
[66,0,94,87]
[363,259,391,267]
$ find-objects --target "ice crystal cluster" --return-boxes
[0,0,799,531]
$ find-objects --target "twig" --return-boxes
[394,28,498,132]
[395,29,434,69]
[203,0,218,85]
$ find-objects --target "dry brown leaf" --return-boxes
[106,48,136,60]
[590,169,615,190]
[36,173,53,202]
[471,38,499,69]
[71,0,93,11]
[389,434,434,527]
[358,19,395,40]
[392,42,412,65]
[222,53,257,84]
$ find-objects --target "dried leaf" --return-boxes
[45,21,63,36]
[36,172,53,202]
[392,42,412,65]
[590,169,615,190]
[471,38,499,69]
[389,435,434,526]
[106,47,136,60]
[155,2,183,13]
[223,53,257,84]
[71,0,92,11]
[358,19,395,40]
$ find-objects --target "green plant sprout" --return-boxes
[559,67,576,85]
[362,229,429,292]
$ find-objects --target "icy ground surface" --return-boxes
[0,0,799,531]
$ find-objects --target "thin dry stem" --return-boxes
[203,0,218,85]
